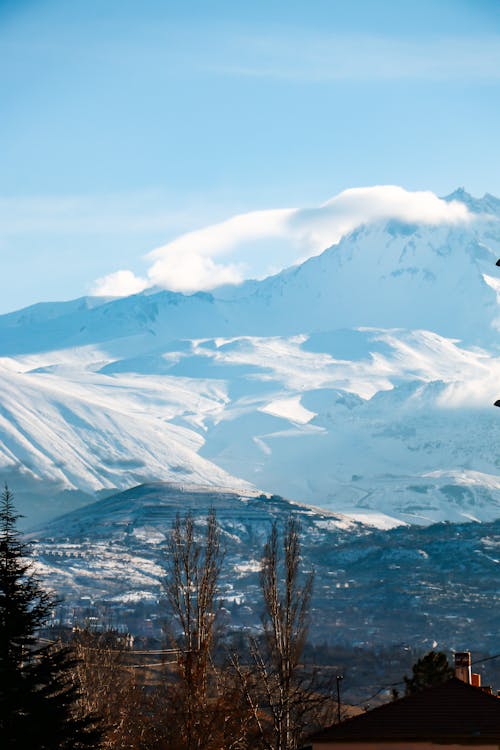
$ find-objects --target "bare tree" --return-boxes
[233,517,327,750]
[162,508,225,750]
[71,627,141,749]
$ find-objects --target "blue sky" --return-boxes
[1,0,499,312]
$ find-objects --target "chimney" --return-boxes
[455,652,471,684]
[471,673,481,688]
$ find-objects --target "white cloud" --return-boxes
[90,269,148,297]
[91,185,472,297]
[290,186,470,259]
[146,208,294,291]
[148,251,244,291]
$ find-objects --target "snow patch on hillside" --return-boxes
[260,396,315,424]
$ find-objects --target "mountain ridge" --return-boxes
[31,481,500,655]
[1,187,500,525]
[2,189,500,347]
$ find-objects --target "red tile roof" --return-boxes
[310,679,500,743]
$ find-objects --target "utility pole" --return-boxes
[336,674,344,724]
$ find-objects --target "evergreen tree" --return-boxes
[0,485,102,749]
[404,650,454,695]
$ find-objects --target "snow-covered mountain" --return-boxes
[32,482,500,654]
[2,188,500,525]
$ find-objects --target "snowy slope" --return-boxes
[246,222,498,341]
[195,330,500,523]
[1,189,500,524]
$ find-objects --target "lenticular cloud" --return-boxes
[90,185,471,297]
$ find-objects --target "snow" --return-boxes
[110,591,158,603]
[1,189,500,525]
[131,527,166,544]
[233,560,261,575]
[423,470,500,490]
[260,396,315,424]
[339,511,406,530]
[2,322,500,524]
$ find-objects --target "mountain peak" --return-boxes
[443,187,476,207]
[443,187,500,216]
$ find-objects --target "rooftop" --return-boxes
[310,679,500,744]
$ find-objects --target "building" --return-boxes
[306,653,500,750]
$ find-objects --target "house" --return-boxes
[306,654,500,750]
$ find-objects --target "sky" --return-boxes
[1,0,499,313]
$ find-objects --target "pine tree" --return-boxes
[404,650,454,695]
[0,485,102,749]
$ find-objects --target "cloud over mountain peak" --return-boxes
[90,185,472,298]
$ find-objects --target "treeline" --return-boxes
[0,486,339,750]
